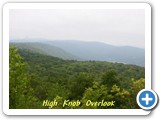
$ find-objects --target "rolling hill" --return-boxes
[10,40,145,66]
[10,42,80,60]
[45,40,145,66]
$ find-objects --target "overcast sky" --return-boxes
[10,9,145,48]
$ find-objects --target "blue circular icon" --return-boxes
[137,89,158,110]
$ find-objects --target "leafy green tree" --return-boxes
[9,46,40,108]
[81,81,108,108]
[110,84,130,108]
[10,46,26,108]
[129,78,145,108]
[101,70,119,86]
[47,83,69,100]
[69,73,94,99]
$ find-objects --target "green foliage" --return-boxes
[81,82,131,109]
[47,83,69,100]
[101,70,119,86]
[81,81,108,108]
[69,73,94,99]
[9,46,40,108]
[9,45,145,109]
[110,84,130,108]
[129,78,145,108]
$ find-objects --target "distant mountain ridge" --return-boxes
[10,42,81,60]
[10,40,145,66]
[45,40,145,66]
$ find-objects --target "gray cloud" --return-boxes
[10,9,145,48]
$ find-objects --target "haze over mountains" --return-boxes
[11,42,80,60]
[10,39,145,66]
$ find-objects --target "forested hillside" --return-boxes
[9,45,145,109]
[10,40,145,66]
[47,40,145,66]
[10,42,80,60]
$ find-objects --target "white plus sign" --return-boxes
[142,93,153,105]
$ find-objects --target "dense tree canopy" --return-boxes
[9,46,41,108]
[9,46,145,109]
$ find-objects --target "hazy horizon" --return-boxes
[10,39,145,49]
[10,9,145,48]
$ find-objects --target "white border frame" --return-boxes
[3,3,151,115]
